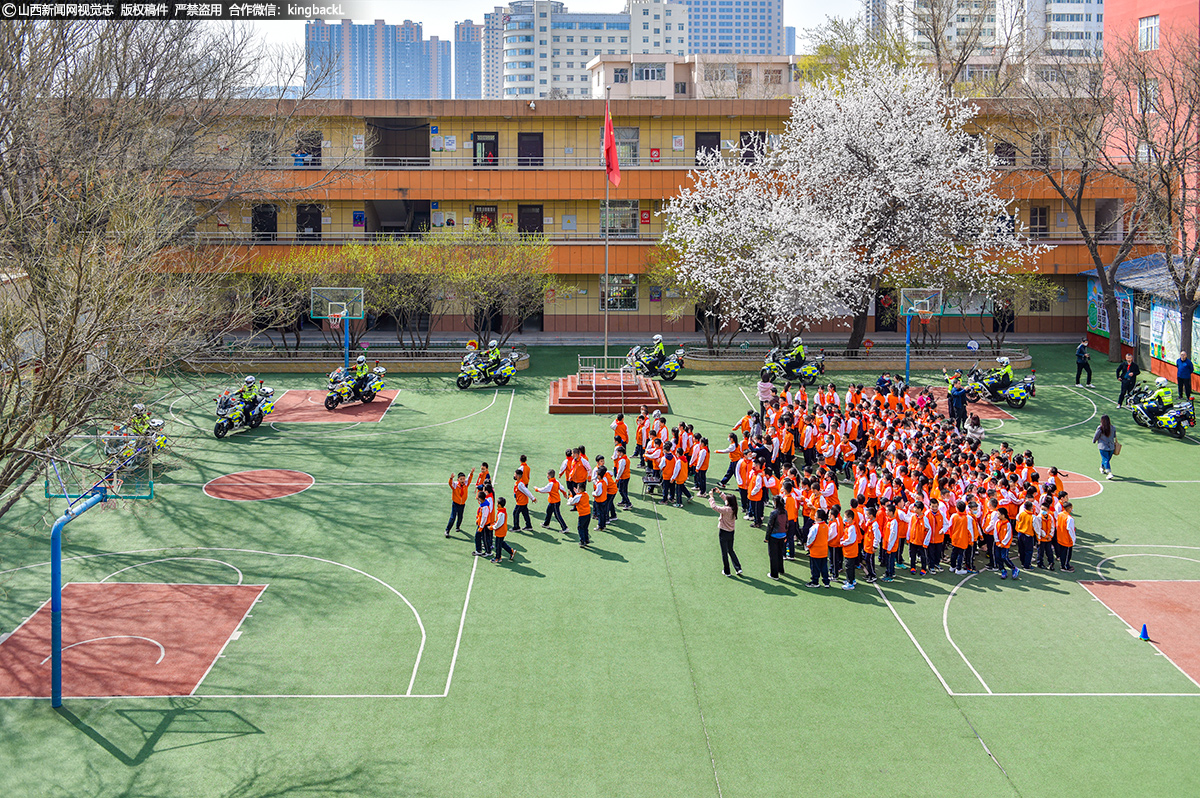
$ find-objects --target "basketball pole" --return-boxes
[343,314,350,372]
[50,487,107,708]
[905,313,911,385]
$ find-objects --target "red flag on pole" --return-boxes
[604,99,621,187]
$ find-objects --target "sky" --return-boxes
[239,0,863,80]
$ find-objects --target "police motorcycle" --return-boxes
[763,347,825,385]
[1122,381,1156,407]
[1132,379,1196,439]
[213,378,276,439]
[456,341,522,389]
[102,406,169,470]
[964,358,1037,409]
[626,345,685,381]
[325,359,387,411]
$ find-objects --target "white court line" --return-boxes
[442,389,513,698]
[999,385,1098,436]
[192,584,268,695]
[265,390,499,440]
[164,481,444,488]
[953,692,1200,697]
[1078,581,1200,692]
[100,558,245,585]
[737,387,756,411]
[943,574,992,694]
[0,547,428,699]
[42,636,166,666]
[872,582,954,696]
[1094,554,1200,583]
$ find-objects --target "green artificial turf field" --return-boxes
[2,344,1199,797]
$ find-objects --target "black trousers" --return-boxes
[719,530,741,575]
[1017,534,1035,568]
[513,504,532,530]
[446,502,464,533]
[475,526,493,555]
[695,469,707,494]
[767,536,786,578]
[494,536,514,559]
[1056,542,1073,569]
[1179,378,1193,400]
[1038,540,1056,568]
[1076,361,1093,384]
[1117,381,1136,406]
[544,502,567,530]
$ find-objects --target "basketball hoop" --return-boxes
[917,309,934,326]
[329,313,344,330]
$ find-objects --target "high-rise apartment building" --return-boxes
[305,19,452,100]
[495,0,687,99]
[1025,0,1104,57]
[671,0,784,55]
[483,6,508,99]
[455,20,484,99]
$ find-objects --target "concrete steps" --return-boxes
[548,373,669,415]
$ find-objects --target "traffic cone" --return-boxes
[1140,624,1150,641]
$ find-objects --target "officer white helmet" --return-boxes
[653,334,663,343]
[244,376,256,386]
[792,336,803,346]
[356,355,366,365]
[489,340,498,349]
[996,357,1010,367]
[1156,376,1169,388]
[652,409,662,418]
[132,403,145,413]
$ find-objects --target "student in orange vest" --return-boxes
[948,500,971,574]
[1035,500,1056,571]
[474,488,494,558]
[1055,501,1076,572]
[993,507,1018,579]
[881,503,901,581]
[517,455,531,486]
[804,508,832,588]
[611,413,629,448]
[764,495,789,580]
[445,468,475,537]
[567,484,592,548]
[602,466,620,521]
[614,446,632,509]
[691,437,710,496]
[591,471,609,531]
[535,469,569,532]
[491,497,515,563]
[513,469,537,531]
[1016,500,1036,570]
[856,498,878,582]
[715,433,741,488]
[673,450,692,506]
[839,508,861,590]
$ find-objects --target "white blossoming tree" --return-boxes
[659,58,1043,350]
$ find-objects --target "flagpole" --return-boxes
[604,86,612,361]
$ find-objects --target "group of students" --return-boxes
[697,382,1080,588]
[445,444,636,562]
[443,379,1080,587]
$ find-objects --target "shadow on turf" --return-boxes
[56,701,263,767]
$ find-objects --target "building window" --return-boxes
[993,140,1017,166]
[1031,132,1051,167]
[614,126,640,165]
[1029,294,1051,313]
[1139,79,1158,113]
[613,67,629,83]
[1030,206,1049,239]
[1138,15,1159,51]
[764,68,782,84]
[674,81,688,94]
[600,273,639,310]
[634,62,666,80]
[737,68,752,86]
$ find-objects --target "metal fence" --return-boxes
[577,355,639,414]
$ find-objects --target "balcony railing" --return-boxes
[186,152,727,171]
[191,229,659,245]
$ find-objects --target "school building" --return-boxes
[198,98,1152,336]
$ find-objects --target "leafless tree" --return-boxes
[1106,25,1200,359]
[989,47,1152,362]
[0,21,339,521]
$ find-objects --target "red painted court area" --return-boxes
[204,469,315,501]
[1034,467,1103,499]
[1080,580,1200,687]
[0,582,264,698]
[928,387,1014,420]
[269,389,397,423]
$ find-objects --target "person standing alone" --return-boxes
[1177,351,1194,400]
[1075,337,1094,388]
[709,488,742,576]
[1116,353,1140,407]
